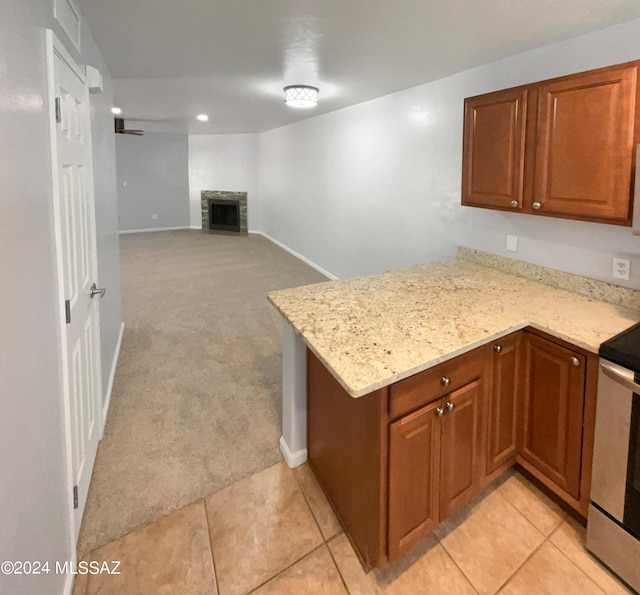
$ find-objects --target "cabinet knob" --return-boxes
[446,401,455,412]
[532,201,541,210]
[436,407,445,417]
[570,356,580,367]
[493,345,502,353]
[441,376,451,387]
[510,200,519,208]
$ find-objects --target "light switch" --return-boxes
[151,213,159,220]
[506,235,518,252]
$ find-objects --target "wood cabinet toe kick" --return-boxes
[307,327,598,570]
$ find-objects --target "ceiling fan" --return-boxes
[114,118,144,136]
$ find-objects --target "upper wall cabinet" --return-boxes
[462,62,639,225]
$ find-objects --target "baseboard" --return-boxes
[280,436,307,468]
[118,226,191,235]
[101,321,124,437]
[257,232,339,280]
[190,225,201,230]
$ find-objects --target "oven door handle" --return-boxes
[600,361,640,393]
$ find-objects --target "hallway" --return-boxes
[78,230,327,556]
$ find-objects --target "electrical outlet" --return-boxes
[613,257,630,280]
[506,235,518,252]
[151,213,159,220]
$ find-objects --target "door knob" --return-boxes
[446,401,455,412]
[441,376,451,387]
[90,283,106,299]
[570,356,580,367]
[532,202,541,210]
[436,407,444,417]
[494,345,502,353]
[510,200,518,208]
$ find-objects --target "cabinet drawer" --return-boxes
[389,346,485,419]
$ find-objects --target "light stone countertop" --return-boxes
[267,249,640,398]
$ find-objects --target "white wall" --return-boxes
[188,134,260,230]
[260,18,640,288]
[116,132,190,231]
[0,2,122,593]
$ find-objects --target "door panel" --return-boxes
[487,335,521,475]
[388,400,441,561]
[440,381,482,518]
[462,88,527,210]
[519,334,585,499]
[534,66,637,221]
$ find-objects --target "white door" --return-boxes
[47,32,103,540]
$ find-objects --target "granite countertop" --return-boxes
[267,247,640,398]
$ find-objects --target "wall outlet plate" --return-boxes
[151,213,159,220]
[613,257,630,280]
[506,235,518,252]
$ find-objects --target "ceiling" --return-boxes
[77,0,640,135]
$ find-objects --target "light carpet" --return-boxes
[77,230,327,556]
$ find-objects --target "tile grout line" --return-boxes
[202,497,222,595]
[494,537,548,594]
[545,538,607,593]
[290,465,350,593]
[432,532,480,595]
[244,544,327,594]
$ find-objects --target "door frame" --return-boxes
[45,28,104,572]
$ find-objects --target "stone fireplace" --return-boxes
[201,190,248,233]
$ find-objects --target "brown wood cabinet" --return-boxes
[307,328,597,571]
[387,374,484,560]
[388,400,441,560]
[486,334,522,477]
[462,61,640,225]
[462,88,528,210]
[518,332,586,500]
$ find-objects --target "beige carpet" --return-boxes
[77,230,327,556]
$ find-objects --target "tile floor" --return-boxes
[72,463,632,595]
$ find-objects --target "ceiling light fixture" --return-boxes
[197,114,209,122]
[111,107,122,115]
[284,85,319,109]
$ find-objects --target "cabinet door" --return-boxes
[486,334,522,476]
[462,88,528,210]
[440,380,483,518]
[388,400,441,561]
[519,334,586,499]
[534,65,637,223]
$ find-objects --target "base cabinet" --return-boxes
[486,333,522,476]
[518,332,586,500]
[307,328,596,571]
[388,400,441,560]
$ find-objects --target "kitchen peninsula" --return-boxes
[267,247,640,569]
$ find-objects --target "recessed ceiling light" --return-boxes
[111,107,122,115]
[284,85,319,109]
[197,114,209,122]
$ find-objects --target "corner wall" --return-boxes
[188,134,261,230]
[116,132,190,231]
[259,18,640,288]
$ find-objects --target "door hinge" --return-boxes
[73,485,78,509]
[65,299,71,324]
[55,97,61,124]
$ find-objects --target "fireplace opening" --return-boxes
[208,199,240,232]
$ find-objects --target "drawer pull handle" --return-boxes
[494,345,502,353]
[441,376,451,387]
[436,407,445,417]
[446,401,455,412]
